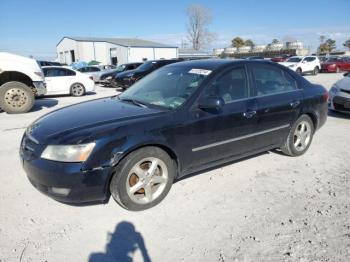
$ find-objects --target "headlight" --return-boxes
[106,76,112,80]
[41,143,96,162]
[289,64,296,68]
[330,84,340,94]
[126,73,134,78]
[34,71,44,78]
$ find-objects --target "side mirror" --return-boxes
[198,96,225,113]
[344,72,349,77]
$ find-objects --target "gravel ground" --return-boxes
[0,73,349,262]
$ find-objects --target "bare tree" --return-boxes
[186,4,215,50]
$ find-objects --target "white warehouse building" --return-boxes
[56,36,178,65]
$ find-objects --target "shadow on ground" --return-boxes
[30,98,58,112]
[89,221,151,262]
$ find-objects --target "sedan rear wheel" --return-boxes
[71,83,85,97]
[280,115,314,156]
[110,147,175,211]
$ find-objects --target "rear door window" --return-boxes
[252,65,297,96]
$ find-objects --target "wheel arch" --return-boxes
[301,111,318,130]
[0,71,33,88]
[105,143,180,197]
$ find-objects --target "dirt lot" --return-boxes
[0,73,349,262]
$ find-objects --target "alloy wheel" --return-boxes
[126,157,168,204]
[293,121,312,152]
[71,84,84,96]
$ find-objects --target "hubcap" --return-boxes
[72,84,84,96]
[293,121,311,152]
[126,157,168,204]
[4,88,28,108]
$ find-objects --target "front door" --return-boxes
[180,66,259,171]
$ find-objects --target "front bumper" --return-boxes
[22,157,112,204]
[329,92,350,113]
[33,81,47,96]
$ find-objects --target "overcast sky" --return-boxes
[0,0,349,60]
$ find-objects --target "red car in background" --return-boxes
[321,56,350,73]
[271,54,293,62]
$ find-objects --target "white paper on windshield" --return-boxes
[188,68,212,76]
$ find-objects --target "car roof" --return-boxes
[166,58,273,70]
[42,65,71,69]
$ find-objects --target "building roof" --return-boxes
[178,48,215,58]
[57,36,178,48]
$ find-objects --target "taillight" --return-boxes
[322,91,329,102]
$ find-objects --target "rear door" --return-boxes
[181,65,259,170]
[249,63,302,148]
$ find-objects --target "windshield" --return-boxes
[137,61,157,71]
[287,57,302,63]
[119,66,210,110]
[116,64,126,72]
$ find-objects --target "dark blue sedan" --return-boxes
[20,59,328,211]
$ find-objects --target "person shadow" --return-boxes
[89,221,151,262]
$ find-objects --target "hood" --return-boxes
[336,76,350,91]
[29,97,165,143]
[116,68,149,79]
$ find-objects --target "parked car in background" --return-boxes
[271,54,293,63]
[113,59,180,89]
[0,52,46,114]
[21,59,328,210]
[321,56,350,73]
[279,56,321,75]
[318,56,329,63]
[76,66,102,81]
[38,61,62,67]
[329,72,350,113]
[100,62,143,87]
[43,66,94,96]
[98,65,117,70]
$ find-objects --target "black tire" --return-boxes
[280,115,314,157]
[110,146,176,211]
[70,83,85,97]
[296,68,302,75]
[0,81,34,114]
[313,66,319,75]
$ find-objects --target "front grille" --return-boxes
[333,96,350,112]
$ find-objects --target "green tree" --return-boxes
[344,39,350,50]
[318,38,336,54]
[231,37,245,48]
[244,39,255,47]
[325,39,336,52]
[271,39,280,44]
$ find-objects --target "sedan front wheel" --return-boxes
[110,147,176,211]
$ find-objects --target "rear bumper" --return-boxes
[22,157,112,204]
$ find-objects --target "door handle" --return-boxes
[290,100,301,108]
[243,110,257,118]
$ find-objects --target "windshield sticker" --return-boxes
[188,68,212,76]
